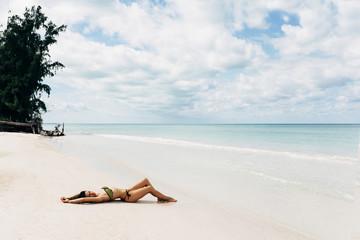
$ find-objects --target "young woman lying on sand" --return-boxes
[60,178,177,204]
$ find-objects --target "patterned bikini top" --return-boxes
[101,186,113,200]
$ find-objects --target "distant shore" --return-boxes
[0,132,318,239]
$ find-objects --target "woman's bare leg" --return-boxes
[128,178,152,191]
[127,185,177,202]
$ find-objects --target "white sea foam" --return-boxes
[249,170,355,201]
[95,134,358,166]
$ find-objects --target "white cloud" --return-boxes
[40,0,266,122]
[336,0,360,34]
[0,0,9,29]
[282,15,290,23]
[2,0,360,123]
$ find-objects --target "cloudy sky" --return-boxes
[1,0,360,123]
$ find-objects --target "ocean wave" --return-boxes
[249,170,355,201]
[95,134,358,165]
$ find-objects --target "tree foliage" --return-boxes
[0,6,66,122]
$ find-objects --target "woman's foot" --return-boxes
[158,197,177,202]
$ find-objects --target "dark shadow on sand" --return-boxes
[109,199,158,204]
[78,199,159,205]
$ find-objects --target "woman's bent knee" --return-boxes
[144,178,152,186]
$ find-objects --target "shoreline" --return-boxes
[0,132,324,239]
[43,123,360,158]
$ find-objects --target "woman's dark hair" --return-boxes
[79,191,86,198]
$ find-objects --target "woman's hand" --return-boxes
[60,197,69,203]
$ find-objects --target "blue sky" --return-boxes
[1,0,360,123]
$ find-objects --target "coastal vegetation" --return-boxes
[0,6,66,123]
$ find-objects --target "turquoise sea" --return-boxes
[44,123,360,240]
[45,123,360,157]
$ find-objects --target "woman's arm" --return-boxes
[60,193,80,202]
[64,196,108,204]
[68,193,80,200]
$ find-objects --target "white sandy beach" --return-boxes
[0,132,325,240]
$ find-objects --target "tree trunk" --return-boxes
[0,121,39,134]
